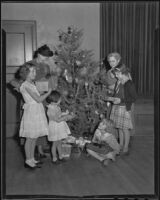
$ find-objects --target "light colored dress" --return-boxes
[47,104,71,141]
[19,81,48,138]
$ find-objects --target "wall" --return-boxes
[2,2,100,61]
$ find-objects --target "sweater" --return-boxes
[114,80,137,111]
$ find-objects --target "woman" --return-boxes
[10,44,54,158]
[100,52,122,118]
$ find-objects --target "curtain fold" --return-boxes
[100,2,159,96]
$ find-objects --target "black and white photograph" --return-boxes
[1,1,159,200]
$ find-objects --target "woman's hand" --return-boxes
[113,97,121,104]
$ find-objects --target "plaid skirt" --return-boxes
[110,105,133,129]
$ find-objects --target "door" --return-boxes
[2,20,37,138]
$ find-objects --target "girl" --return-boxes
[86,118,120,166]
[110,64,137,154]
[11,44,54,158]
[46,90,75,164]
[19,63,52,168]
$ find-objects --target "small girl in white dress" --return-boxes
[19,63,52,168]
[46,90,75,164]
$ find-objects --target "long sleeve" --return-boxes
[121,80,137,111]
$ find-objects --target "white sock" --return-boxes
[25,159,36,167]
[31,158,39,164]
[52,158,57,162]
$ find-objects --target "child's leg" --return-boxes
[118,129,124,149]
[51,141,58,162]
[86,149,104,162]
[30,138,38,162]
[37,145,44,155]
[123,129,130,152]
[57,140,63,160]
[106,135,120,154]
[24,138,35,167]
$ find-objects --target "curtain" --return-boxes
[100,2,159,96]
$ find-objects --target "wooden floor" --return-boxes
[4,134,154,197]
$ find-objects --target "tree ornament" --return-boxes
[59,35,62,41]
[68,27,72,34]
[75,60,81,66]
[85,82,89,87]
[80,67,87,76]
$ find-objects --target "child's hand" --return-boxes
[13,87,20,92]
[65,110,69,115]
[70,112,76,118]
[48,88,52,94]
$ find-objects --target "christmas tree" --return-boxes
[53,26,109,137]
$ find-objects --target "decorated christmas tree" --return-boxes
[53,26,109,137]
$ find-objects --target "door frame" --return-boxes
[2,20,37,55]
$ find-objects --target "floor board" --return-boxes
[4,135,155,197]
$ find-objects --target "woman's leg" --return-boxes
[118,129,124,149]
[51,141,58,162]
[123,129,130,152]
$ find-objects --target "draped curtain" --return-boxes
[100,2,159,96]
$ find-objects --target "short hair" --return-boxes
[46,90,61,103]
[107,52,121,62]
[19,63,35,80]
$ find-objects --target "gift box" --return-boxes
[61,143,72,158]
[36,81,49,92]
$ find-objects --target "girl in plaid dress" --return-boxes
[110,64,137,155]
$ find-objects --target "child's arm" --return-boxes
[10,79,23,92]
[48,108,75,123]
[92,130,101,144]
[25,87,52,103]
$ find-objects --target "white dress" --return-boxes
[19,81,48,138]
[47,104,71,141]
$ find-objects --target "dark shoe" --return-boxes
[37,153,47,159]
[40,154,47,158]
[121,151,130,156]
[24,163,41,169]
[52,160,61,165]
[59,158,67,162]
[35,160,43,164]
[101,158,110,166]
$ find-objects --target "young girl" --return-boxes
[110,64,137,155]
[46,90,75,164]
[19,63,52,168]
[86,118,120,166]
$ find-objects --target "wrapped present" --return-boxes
[36,80,49,92]
[61,143,72,158]
[75,137,91,149]
[62,135,76,144]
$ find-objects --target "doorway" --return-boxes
[2,20,37,137]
